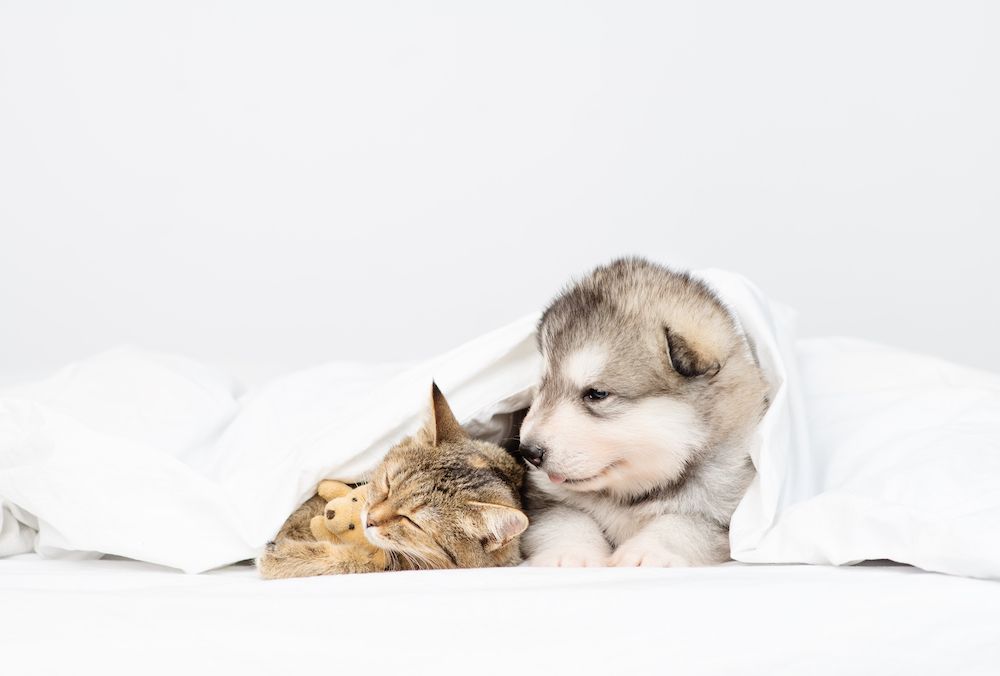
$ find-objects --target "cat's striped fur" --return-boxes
[258,384,527,579]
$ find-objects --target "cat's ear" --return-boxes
[423,382,469,446]
[467,502,529,553]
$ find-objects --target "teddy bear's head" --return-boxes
[314,480,370,545]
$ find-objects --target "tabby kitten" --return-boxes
[257,383,528,579]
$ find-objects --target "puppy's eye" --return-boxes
[583,389,609,401]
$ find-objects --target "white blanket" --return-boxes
[2,269,999,578]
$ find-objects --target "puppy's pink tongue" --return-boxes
[548,473,566,484]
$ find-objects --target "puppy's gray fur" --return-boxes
[519,257,769,567]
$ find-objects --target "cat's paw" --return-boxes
[527,546,609,567]
[609,539,691,568]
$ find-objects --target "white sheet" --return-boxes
[2,554,998,676]
[736,337,1000,579]
[0,314,545,572]
[0,270,802,573]
[3,268,1000,581]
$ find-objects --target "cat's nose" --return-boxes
[519,442,546,468]
[365,517,380,528]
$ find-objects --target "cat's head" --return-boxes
[362,383,528,569]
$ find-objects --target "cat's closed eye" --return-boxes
[399,514,422,531]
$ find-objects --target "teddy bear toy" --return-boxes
[309,480,388,570]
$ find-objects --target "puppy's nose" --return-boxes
[519,443,546,468]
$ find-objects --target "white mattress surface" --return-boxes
[2,555,998,675]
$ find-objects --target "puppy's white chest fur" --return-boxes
[529,472,671,545]
[573,495,661,545]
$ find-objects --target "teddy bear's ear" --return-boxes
[317,480,353,501]
[422,382,469,446]
[467,502,529,553]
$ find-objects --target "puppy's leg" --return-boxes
[522,505,611,567]
[609,513,729,567]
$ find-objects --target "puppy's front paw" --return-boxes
[610,539,691,568]
[528,546,609,567]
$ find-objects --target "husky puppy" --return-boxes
[519,258,769,567]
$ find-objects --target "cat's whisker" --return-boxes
[382,548,397,569]
[407,550,430,570]
[401,551,423,570]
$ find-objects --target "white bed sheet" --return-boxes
[0,269,808,574]
[2,555,997,675]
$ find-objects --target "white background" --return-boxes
[2,1,997,386]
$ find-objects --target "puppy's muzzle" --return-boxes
[518,442,546,468]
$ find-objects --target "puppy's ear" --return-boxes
[664,327,721,378]
[422,382,469,446]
